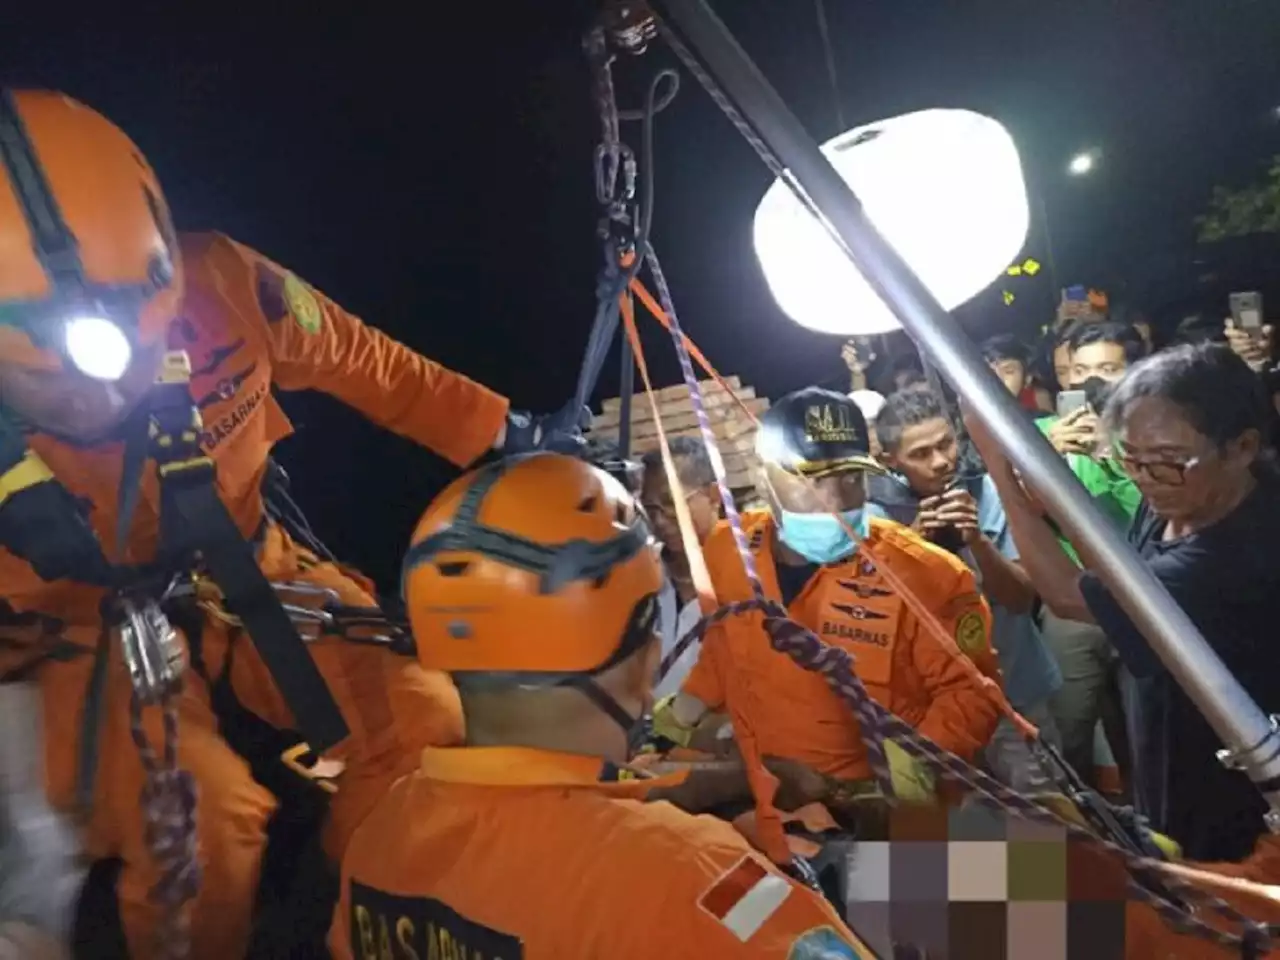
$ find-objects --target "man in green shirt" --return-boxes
[1028,320,1146,788]
[1032,418,1143,563]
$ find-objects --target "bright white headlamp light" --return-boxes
[63,316,133,381]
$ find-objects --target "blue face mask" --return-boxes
[777,508,869,565]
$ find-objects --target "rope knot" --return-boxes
[140,766,201,908]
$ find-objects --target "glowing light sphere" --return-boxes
[63,316,132,381]
[753,109,1031,336]
[1068,152,1096,176]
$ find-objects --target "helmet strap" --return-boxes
[569,675,649,756]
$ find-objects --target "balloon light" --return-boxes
[752,108,1031,336]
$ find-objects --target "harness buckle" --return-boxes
[280,742,344,794]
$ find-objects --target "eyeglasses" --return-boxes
[1114,454,1202,486]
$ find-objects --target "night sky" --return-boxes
[5,2,1280,588]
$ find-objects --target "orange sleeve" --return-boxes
[673,861,876,958]
[936,584,1002,684]
[680,620,727,710]
[681,521,753,710]
[630,812,877,958]
[227,236,510,468]
[908,562,1000,759]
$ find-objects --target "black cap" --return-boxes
[756,386,883,478]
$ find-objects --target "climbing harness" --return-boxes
[0,354,354,959]
[581,3,1280,953]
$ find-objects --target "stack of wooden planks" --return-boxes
[588,376,769,495]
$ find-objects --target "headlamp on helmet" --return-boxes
[63,314,131,380]
[0,89,179,382]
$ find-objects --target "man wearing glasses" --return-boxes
[970,343,1280,861]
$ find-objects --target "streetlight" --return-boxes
[1039,148,1100,297]
[1068,152,1095,176]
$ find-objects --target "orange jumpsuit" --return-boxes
[0,231,508,959]
[682,511,1001,782]
[330,746,878,959]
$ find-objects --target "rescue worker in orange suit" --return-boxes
[332,452,878,959]
[653,387,1002,807]
[0,90,586,960]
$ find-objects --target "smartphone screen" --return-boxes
[1230,291,1264,330]
[1056,389,1089,418]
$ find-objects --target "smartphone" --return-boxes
[1230,291,1264,331]
[1056,389,1089,418]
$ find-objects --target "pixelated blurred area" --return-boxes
[821,797,1131,959]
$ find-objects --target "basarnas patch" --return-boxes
[787,925,872,958]
[283,272,322,335]
[954,610,986,655]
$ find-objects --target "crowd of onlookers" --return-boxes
[643,287,1280,864]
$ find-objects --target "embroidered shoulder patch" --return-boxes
[283,273,322,335]
[954,610,986,655]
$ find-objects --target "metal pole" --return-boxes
[652,0,1280,811]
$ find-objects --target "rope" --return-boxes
[621,297,718,617]
[575,28,680,420]
[640,20,1280,952]
[127,691,199,960]
[812,0,845,132]
[641,242,896,870]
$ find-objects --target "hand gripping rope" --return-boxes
[592,10,1280,953]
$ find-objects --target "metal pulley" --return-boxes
[115,596,185,705]
[601,2,657,54]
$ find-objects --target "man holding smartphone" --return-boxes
[1224,291,1274,373]
[1029,320,1146,792]
[869,389,1062,791]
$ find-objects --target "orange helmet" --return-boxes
[0,90,182,380]
[403,453,664,684]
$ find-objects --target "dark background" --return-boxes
[5,2,1280,588]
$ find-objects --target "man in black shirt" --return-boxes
[970,342,1280,861]
[1078,489,1280,860]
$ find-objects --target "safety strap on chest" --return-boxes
[0,414,121,589]
[114,352,349,755]
[0,352,348,759]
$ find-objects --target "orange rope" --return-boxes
[620,295,717,617]
[621,292,790,865]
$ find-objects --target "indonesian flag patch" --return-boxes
[699,855,793,942]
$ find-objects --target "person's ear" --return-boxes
[1227,428,1262,468]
